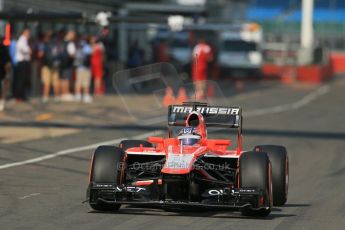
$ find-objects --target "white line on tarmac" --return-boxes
[18,193,41,200]
[0,131,163,170]
[0,84,331,171]
[138,85,331,123]
[245,85,330,117]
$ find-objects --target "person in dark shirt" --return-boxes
[75,37,93,103]
[60,30,76,101]
[38,31,61,103]
[0,37,11,111]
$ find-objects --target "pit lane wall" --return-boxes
[261,52,345,84]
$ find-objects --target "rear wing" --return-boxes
[168,103,242,128]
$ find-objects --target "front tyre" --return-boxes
[88,146,125,212]
[239,151,272,217]
[254,145,289,206]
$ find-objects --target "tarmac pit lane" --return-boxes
[0,127,79,144]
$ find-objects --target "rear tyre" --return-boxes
[89,146,125,211]
[119,140,152,151]
[254,145,289,206]
[239,151,272,217]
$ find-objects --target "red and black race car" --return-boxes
[87,102,289,216]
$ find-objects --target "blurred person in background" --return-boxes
[90,36,104,96]
[60,30,76,101]
[74,36,93,103]
[15,28,31,101]
[192,37,213,100]
[157,39,171,63]
[38,31,61,103]
[9,34,17,97]
[127,40,144,68]
[0,37,12,111]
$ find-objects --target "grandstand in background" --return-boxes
[248,0,345,22]
[1,0,345,52]
[247,0,345,51]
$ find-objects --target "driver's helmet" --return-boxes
[178,127,201,146]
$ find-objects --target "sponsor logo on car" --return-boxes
[172,106,240,115]
[116,186,146,193]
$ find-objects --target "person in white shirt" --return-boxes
[14,28,31,101]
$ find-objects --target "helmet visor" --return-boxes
[181,138,199,146]
[178,134,201,146]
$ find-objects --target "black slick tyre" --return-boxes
[89,146,125,211]
[254,145,289,206]
[239,151,272,217]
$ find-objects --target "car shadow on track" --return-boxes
[88,206,296,220]
[281,203,311,208]
[271,203,310,212]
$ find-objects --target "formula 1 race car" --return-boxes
[86,102,289,216]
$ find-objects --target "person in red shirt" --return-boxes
[90,36,104,96]
[0,37,11,111]
[192,38,213,100]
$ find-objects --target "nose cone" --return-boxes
[161,145,207,174]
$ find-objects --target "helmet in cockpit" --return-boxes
[177,127,201,146]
